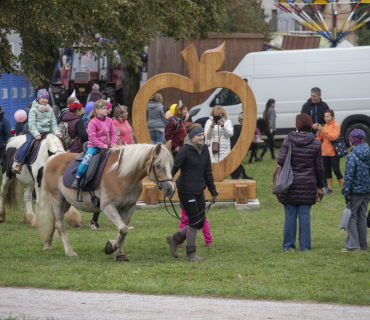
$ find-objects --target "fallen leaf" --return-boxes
[238,274,242,278]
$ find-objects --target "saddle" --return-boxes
[14,133,69,165]
[63,142,111,207]
[14,133,49,165]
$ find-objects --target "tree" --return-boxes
[221,0,270,40]
[0,0,225,89]
[355,4,370,46]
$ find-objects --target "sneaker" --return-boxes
[89,221,99,229]
[327,189,334,195]
[12,165,22,174]
[325,186,329,193]
[341,248,359,252]
[205,242,213,248]
[177,243,184,248]
[255,157,262,162]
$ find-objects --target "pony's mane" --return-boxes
[109,144,173,177]
[42,135,67,164]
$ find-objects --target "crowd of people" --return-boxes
[0,84,368,258]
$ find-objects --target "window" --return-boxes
[12,88,18,99]
[21,88,27,98]
[29,86,34,97]
[219,88,241,106]
[1,89,8,100]
[271,10,278,33]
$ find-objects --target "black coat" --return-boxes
[301,98,329,126]
[172,144,217,196]
[277,131,324,205]
[0,113,11,149]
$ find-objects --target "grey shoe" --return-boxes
[166,235,179,258]
[187,253,206,262]
[71,178,80,189]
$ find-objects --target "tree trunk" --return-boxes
[120,58,140,121]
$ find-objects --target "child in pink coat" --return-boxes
[113,105,134,145]
[71,100,117,189]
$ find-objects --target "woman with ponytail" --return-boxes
[166,123,218,262]
[257,98,276,161]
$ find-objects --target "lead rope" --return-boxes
[163,194,217,226]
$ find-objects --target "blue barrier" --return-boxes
[0,73,35,128]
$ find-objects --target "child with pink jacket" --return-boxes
[71,100,117,189]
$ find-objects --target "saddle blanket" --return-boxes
[63,150,111,191]
[14,133,50,165]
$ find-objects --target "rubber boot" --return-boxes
[71,177,80,189]
[186,245,206,262]
[271,147,276,160]
[166,231,186,258]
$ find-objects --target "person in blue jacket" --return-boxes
[342,129,370,252]
[0,106,12,161]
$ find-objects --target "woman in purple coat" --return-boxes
[277,113,325,251]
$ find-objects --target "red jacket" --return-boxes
[165,118,187,149]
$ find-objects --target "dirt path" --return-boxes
[1,287,370,320]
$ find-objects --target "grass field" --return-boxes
[1,148,370,305]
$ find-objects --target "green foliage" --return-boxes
[354,4,370,46]
[221,0,270,39]
[1,150,370,304]
[0,0,225,87]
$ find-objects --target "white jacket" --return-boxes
[205,116,234,163]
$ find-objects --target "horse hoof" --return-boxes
[66,251,78,257]
[105,241,115,255]
[43,245,52,251]
[115,254,129,262]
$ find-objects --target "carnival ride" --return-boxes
[275,0,370,47]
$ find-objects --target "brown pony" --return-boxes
[36,142,175,262]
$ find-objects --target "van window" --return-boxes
[219,88,241,106]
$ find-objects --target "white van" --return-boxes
[189,46,370,142]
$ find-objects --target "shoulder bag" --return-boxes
[331,137,348,159]
[276,139,294,194]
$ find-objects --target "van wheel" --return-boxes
[345,123,370,145]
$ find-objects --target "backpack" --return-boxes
[164,117,179,140]
[58,121,76,147]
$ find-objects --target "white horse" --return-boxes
[0,134,82,227]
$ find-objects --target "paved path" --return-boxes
[1,287,370,320]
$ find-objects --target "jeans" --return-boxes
[17,133,35,164]
[283,204,312,251]
[149,130,164,145]
[76,147,100,177]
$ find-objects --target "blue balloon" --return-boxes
[85,101,94,114]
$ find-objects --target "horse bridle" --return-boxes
[147,148,217,227]
[148,148,173,188]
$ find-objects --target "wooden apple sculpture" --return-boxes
[132,42,257,182]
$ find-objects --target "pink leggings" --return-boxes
[179,208,213,243]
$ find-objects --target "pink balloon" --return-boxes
[14,110,27,123]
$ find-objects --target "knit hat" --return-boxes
[238,112,243,125]
[349,129,365,145]
[189,126,204,139]
[69,102,83,111]
[37,89,49,100]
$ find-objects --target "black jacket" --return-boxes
[0,113,11,148]
[172,144,217,196]
[277,131,324,205]
[301,98,329,126]
[51,67,61,83]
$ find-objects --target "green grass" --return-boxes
[1,149,370,305]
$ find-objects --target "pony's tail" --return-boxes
[4,176,20,211]
[65,206,82,228]
[34,162,55,242]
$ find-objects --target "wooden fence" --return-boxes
[147,33,265,110]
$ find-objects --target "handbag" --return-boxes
[339,204,351,231]
[212,141,219,153]
[276,139,294,194]
[272,165,282,201]
[331,137,348,159]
